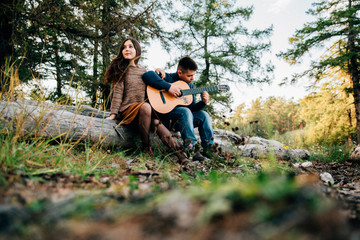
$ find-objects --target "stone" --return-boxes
[156,190,195,229]
[320,172,335,185]
[350,146,360,161]
[288,149,311,160]
[237,136,310,160]
[293,161,313,168]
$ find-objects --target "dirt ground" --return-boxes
[295,160,360,224]
[0,159,359,240]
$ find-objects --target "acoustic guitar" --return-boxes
[147,80,230,114]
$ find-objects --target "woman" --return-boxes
[105,38,188,163]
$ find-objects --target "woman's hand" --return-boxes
[155,68,165,79]
[106,114,116,120]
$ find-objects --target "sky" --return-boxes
[142,0,317,109]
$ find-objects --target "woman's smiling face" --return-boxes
[122,40,137,61]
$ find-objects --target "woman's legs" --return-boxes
[152,118,189,163]
[136,103,188,163]
[161,107,197,149]
[137,103,152,153]
[152,118,179,150]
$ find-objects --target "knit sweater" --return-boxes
[110,65,147,115]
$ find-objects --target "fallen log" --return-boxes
[0,100,310,160]
[0,100,133,149]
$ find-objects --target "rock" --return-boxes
[320,172,335,185]
[288,149,311,160]
[237,136,310,160]
[293,161,313,168]
[301,161,313,167]
[239,143,267,159]
[242,137,288,159]
[156,190,195,229]
[350,146,360,161]
[0,204,31,232]
[212,129,245,155]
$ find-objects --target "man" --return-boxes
[142,56,214,161]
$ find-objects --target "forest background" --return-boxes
[1,1,360,237]
[1,0,359,154]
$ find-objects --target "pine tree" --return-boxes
[298,68,355,146]
[166,0,273,113]
[8,0,164,105]
[0,0,16,71]
[279,0,360,143]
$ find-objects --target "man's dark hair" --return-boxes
[177,56,198,73]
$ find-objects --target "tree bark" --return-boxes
[0,100,137,149]
[347,0,360,144]
[91,39,99,107]
[54,40,62,98]
[0,0,14,70]
[347,109,354,145]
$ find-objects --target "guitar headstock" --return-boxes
[218,85,230,93]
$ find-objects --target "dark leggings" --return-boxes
[137,102,180,151]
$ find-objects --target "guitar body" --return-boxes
[147,81,193,114]
[147,80,230,114]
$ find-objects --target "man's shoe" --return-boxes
[192,151,209,162]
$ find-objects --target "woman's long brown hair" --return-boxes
[104,38,142,84]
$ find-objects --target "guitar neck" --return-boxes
[181,85,222,96]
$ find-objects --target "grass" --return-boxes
[0,114,350,239]
[0,63,355,239]
[307,144,353,162]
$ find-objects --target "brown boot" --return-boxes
[154,122,189,164]
[175,151,190,165]
[142,146,153,158]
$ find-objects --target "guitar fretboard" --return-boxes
[181,85,225,96]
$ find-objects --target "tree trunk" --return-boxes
[100,0,111,109]
[54,39,62,98]
[0,100,135,149]
[347,0,360,144]
[352,82,360,144]
[347,109,354,145]
[200,9,210,87]
[0,0,15,71]
[91,39,99,107]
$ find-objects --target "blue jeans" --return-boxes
[160,107,214,149]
